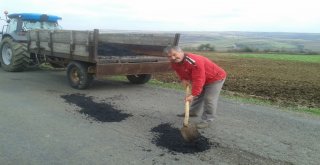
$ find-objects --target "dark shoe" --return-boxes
[177,112,198,117]
[196,121,211,129]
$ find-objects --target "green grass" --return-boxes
[294,107,320,116]
[149,79,183,90]
[233,53,320,63]
[221,90,320,116]
[151,79,320,116]
[109,76,183,90]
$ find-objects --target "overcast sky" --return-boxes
[1,0,319,33]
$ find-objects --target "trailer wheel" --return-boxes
[0,38,29,72]
[126,74,152,84]
[67,61,93,89]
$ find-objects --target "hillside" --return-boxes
[179,31,320,53]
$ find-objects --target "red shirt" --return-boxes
[171,53,226,96]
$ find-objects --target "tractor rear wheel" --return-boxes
[0,38,29,72]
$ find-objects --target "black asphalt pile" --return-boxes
[98,43,136,56]
[61,93,132,122]
[151,123,217,154]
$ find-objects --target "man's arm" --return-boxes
[191,60,206,96]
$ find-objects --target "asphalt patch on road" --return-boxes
[151,123,218,154]
[61,93,132,122]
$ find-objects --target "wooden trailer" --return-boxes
[27,29,180,89]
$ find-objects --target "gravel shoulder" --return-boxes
[0,69,319,165]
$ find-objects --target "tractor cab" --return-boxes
[1,11,62,41]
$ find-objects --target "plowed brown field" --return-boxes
[154,53,320,108]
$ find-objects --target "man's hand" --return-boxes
[185,95,194,102]
[181,80,191,88]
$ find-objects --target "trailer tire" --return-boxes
[0,38,29,72]
[126,74,152,84]
[67,61,93,89]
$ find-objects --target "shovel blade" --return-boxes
[180,123,200,142]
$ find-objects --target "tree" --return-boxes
[197,43,215,51]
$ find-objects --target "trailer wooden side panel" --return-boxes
[28,30,178,61]
[28,30,93,44]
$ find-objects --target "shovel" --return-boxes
[180,85,200,142]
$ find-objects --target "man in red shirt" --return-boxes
[163,46,226,129]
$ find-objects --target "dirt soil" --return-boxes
[154,53,320,108]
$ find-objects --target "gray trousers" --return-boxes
[190,79,225,122]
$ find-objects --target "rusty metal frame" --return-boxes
[95,61,172,78]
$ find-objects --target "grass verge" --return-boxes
[221,90,320,116]
[110,76,320,116]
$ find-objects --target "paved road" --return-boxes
[0,69,319,165]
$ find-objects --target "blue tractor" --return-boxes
[0,11,62,71]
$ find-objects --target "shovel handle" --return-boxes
[183,85,190,127]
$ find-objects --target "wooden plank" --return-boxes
[42,51,92,62]
[29,41,38,50]
[74,30,93,45]
[52,43,69,54]
[38,30,50,41]
[51,43,89,57]
[28,30,51,42]
[29,30,93,44]
[74,45,89,57]
[39,41,50,51]
[28,30,38,41]
[52,31,72,43]
[51,30,92,44]
[29,40,89,57]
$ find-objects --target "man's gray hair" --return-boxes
[163,46,184,54]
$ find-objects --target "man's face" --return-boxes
[167,50,184,63]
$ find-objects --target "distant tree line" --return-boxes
[183,43,319,54]
[197,43,215,51]
[183,43,215,51]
